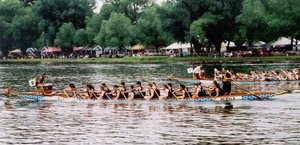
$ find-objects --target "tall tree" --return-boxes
[73,29,89,46]
[190,0,243,53]
[236,0,269,47]
[54,22,76,53]
[34,0,95,46]
[136,5,173,52]
[94,12,135,50]
[0,0,29,56]
[267,0,300,50]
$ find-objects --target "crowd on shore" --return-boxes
[3,49,300,60]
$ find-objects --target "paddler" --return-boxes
[128,85,135,101]
[152,82,160,97]
[207,80,223,98]
[85,84,97,100]
[176,84,189,99]
[192,82,206,99]
[98,83,111,100]
[145,83,159,101]
[63,84,81,98]
[120,82,127,98]
[159,83,173,100]
[112,85,121,100]
[135,81,145,98]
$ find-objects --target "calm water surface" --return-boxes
[0,62,300,144]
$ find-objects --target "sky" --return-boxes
[94,0,166,13]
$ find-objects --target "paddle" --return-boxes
[167,77,199,100]
[185,88,192,99]
[119,89,128,100]
[63,90,70,98]
[232,83,263,100]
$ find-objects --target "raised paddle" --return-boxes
[232,83,263,100]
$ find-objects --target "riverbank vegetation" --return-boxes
[0,0,299,56]
[1,56,300,63]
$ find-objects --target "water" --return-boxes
[0,62,300,144]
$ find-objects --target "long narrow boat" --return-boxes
[3,91,277,103]
[170,77,300,85]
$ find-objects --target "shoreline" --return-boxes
[0,56,300,63]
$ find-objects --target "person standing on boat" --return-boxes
[222,69,233,95]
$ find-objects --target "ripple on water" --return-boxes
[0,62,300,144]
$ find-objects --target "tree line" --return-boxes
[0,0,299,56]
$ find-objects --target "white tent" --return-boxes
[161,42,191,53]
[269,37,292,47]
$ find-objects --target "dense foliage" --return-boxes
[0,0,299,56]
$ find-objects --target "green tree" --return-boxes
[190,0,243,53]
[237,0,269,47]
[102,0,152,23]
[0,0,35,56]
[136,5,173,52]
[54,22,76,53]
[94,12,135,50]
[267,0,300,49]
[0,0,22,56]
[8,7,39,54]
[73,29,89,46]
[34,0,95,46]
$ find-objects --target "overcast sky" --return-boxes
[95,0,166,13]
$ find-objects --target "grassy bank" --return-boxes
[1,56,300,63]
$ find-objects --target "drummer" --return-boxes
[35,73,48,95]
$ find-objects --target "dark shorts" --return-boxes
[223,82,231,94]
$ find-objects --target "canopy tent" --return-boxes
[128,44,145,51]
[41,47,62,53]
[73,47,82,51]
[269,37,293,47]
[26,48,38,54]
[9,49,22,54]
[104,47,119,53]
[81,46,103,51]
[161,43,191,50]
[221,41,236,48]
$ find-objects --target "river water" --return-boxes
[0,62,300,144]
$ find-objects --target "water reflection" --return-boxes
[0,62,300,144]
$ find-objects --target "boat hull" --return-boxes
[11,92,276,103]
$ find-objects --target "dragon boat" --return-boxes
[2,90,278,103]
[169,77,300,85]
